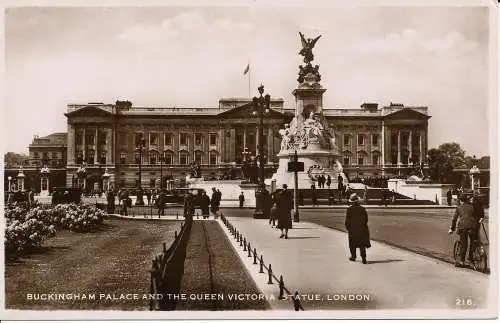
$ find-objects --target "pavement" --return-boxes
[217,215,494,315]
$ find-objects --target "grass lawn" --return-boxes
[176,221,270,310]
[5,218,182,310]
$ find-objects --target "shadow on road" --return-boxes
[286,236,321,239]
[366,259,404,264]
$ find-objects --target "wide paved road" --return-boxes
[224,208,490,266]
[219,216,492,315]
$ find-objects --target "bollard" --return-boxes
[240,235,243,247]
[259,255,264,273]
[248,243,252,257]
[253,248,257,264]
[279,275,285,299]
[293,291,301,311]
[243,238,247,251]
[236,232,240,242]
[268,264,273,284]
[175,231,178,240]
[162,242,167,253]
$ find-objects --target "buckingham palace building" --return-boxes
[64,98,430,191]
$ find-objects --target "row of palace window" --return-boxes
[343,154,380,166]
[119,151,219,165]
[33,151,64,160]
[343,134,379,147]
[75,131,107,146]
[343,133,421,148]
[341,153,422,166]
[128,133,218,148]
[75,150,220,165]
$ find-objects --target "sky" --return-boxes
[4,5,493,156]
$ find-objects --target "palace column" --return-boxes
[106,128,113,164]
[94,128,98,164]
[219,128,225,163]
[397,130,401,166]
[419,129,423,163]
[230,128,236,162]
[82,127,86,161]
[68,124,75,165]
[243,124,247,151]
[408,130,412,164]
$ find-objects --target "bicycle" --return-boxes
[451,221,489,273]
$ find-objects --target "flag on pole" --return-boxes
[243,63,250,75]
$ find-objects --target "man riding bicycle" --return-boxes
[448,194,484,267]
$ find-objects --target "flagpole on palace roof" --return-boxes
[248,61,251,98]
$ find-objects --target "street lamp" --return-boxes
[469,165,480,191]
[8,176,12,192]
[135,136,146,205]
[251,84,271,219]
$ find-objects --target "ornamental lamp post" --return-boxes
[135,137,146,205]
[8,176,12,192]
[251,84,271,219]
[102,167,110,192]
[469,165,480,191]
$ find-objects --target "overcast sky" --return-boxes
[4,5,492,156]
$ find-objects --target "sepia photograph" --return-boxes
[1,0,498,320]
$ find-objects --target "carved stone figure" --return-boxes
[299,32,322,64]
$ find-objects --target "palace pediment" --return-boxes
[383,108,430,120]
[65,106,114,118]
[217,102,286,120]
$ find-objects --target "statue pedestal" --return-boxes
[270,148,345,189]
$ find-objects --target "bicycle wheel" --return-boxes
[474,245,488,273]
[453,240,460,261]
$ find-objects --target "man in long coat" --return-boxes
[345,193,371,264]
[200,191,211,219]
[277,184,293,239]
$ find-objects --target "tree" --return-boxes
[4,152,29,168]
[427,142,466,183]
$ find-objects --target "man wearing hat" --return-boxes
[345,193,371,264]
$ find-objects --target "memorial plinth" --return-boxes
[270,32,348,189]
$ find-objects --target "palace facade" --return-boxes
[64,99,430,191]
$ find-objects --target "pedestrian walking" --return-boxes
[239,191,245,208]
[146,190,152,206]
[157,190,166,217]
[200,191,211,219]
[345,193,371,264]
[210,188,219,215]
[269,199,278,228]
[263,189,272,219]
[326,175,331,189]
[311,184,318,206]
[277,184,293,239]
[120,189,129,216]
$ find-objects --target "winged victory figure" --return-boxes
[299,32,322,64]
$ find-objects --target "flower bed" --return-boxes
[5,202,108,259]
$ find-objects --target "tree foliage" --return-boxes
[4,152,29,168]
[427,142,489,184]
